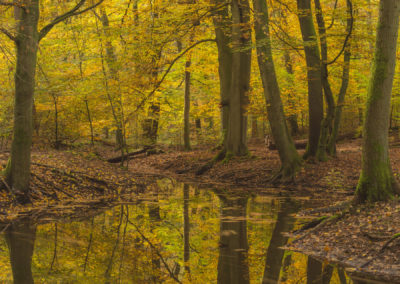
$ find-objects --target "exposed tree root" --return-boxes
[195,149,226,176]
[360,232,400,268]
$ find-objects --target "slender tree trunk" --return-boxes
[327,0,352,155]
[213,0,232,147]
[7,0,39,197]
[296,0,324,160]
[355,0,400,202]
[314,0,335,161]
[283,52,299,137]
[253,0,302,180]
[184,59,192,150]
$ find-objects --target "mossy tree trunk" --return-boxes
[253,0,302,180]
[296,0,324,160]
[356,0,400,203]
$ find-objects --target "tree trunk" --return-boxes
[253,0,302,180]
[213,0,232,146]
[296,0,324,160]
[355,0,400,202]
[327,0,352,156]
[7,0,39,197]
[314,0,335,161]
[283,52,299,137]
[184,58,192,151]
[225,0,251,156]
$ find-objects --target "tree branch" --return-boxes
[0,27,16,42]
[38,0,104,41]
[327,0,353,65]
[126,38,216,121]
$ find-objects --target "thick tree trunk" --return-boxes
[225,0,251,156]
[7,0,39,196]
[296,0,323,160]
[356,0,400,202]
[253,0,302,180]
[327,0,352,156]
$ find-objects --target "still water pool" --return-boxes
[0,179,384,283]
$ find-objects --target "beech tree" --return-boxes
[0,0,103,201]
[253,0,301,180]
[355,0,400,202]
[296,0,324,160]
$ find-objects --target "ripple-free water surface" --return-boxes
[0,179,384,283]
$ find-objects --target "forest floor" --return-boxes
[0,139,398,280]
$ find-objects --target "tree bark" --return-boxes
[225,0,251,156]
[7,0,39,197]
[296,0,324,160]
[213,0,232,146]
[355,0,400,202]
[314,0,335,161]
[327,0,352,156]
[253,0,302,180]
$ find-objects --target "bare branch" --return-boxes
[0,27,16,42]
[327,0,353,65]
[38,0,104,41]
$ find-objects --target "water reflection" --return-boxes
[217,193,250,284]
[5,220,36,284]
[0,180,388,283]
[262,199,298,283]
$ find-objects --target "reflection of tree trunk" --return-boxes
[148,194,161,281]
[105,206,124,283]
[307,256,322,284]
[217,195,249,284]
[5,221,37,284]
[307,256,333,284]
[262,199,298,283]
[83,217,95,273]
[183,184,190,275]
